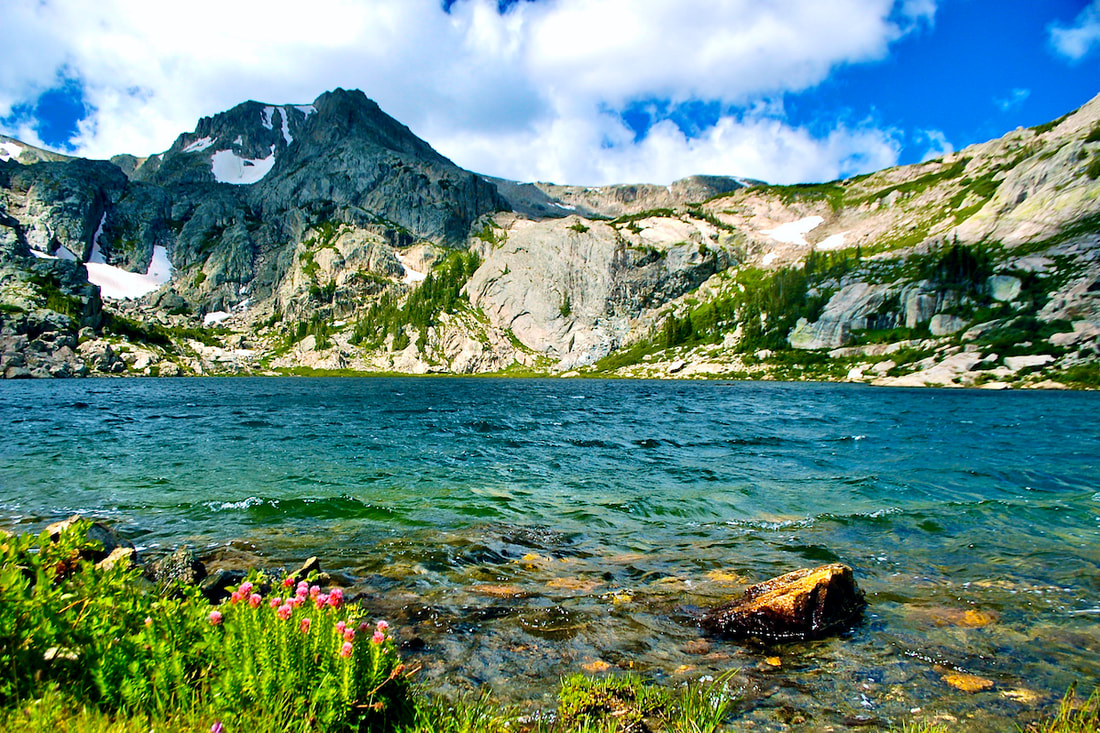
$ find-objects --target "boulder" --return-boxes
[95,546,136,572]
[200,568,246,604]
[45,514,135,563]
[988,275,1022,303]
[929,314,967,336]
[701,563,865,641]
[146,547,207,587]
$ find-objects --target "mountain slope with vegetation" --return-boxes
[1,88,1099,387]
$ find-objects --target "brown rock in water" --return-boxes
[701,563,865,641]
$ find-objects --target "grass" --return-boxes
[1026,685,1100,733]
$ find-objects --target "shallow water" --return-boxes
[2,377,1098,729]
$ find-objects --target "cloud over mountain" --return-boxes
[4,0,933,184]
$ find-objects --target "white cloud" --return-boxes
[434,106,901,185]
[1049,0,1100,62]
[918,129,953,162]
[0,0,932,185]
[995,88,1031,112]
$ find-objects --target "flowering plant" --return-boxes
[209,575,409,731]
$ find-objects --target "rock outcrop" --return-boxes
[701,563,866,641]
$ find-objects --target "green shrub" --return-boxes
[569,221,590,234]
[0,521,212,712]
[0,523,412,731]
[1086,155,1100,180]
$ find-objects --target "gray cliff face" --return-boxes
[468,215,733,367]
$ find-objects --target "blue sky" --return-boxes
[1,0,1098,185]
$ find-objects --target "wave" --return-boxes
[201,494,400,522]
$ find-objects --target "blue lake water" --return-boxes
[1,377,1098,729]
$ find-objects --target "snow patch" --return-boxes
[203,311,231,327]
[182,136,215,153]
[0,141,24,162]
[397,254,427,284]
[233,135,243,145]
[295,105,316,117]
[89,213,108,263]
[817,233,847,250]
[762,252,778,267]
[552,202,576,211]
[280,107,293,145]
[763,216,824,246]
[211,146,276,185]
[30,245,79,261]
[261,106,275,130]
[86,245,173,300]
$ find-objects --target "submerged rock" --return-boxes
[701,563,865,641]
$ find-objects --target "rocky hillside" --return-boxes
[1,88,1099,388]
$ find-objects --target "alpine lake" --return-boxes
[2,377,1098,731]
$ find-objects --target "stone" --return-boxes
[701,563,865,641]
[95,546,136,572]
[288,555,322,584]
[988,275,1022,303]
[200,568,246,604]
[46,514,135,563]
[146,547,207,587]
[929,314,967,336]
[1004,354,1055,371]
[941,671,994,693]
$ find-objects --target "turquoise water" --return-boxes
[2,377,1098,729]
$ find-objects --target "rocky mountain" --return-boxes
[1,87,1099,388]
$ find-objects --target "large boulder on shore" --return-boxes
[701,563,865,641]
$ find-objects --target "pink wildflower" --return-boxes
[314,594,328,609]
[229,591,242,604]
[249,593,262,608]
[300,618,312,633]
[296,580,308,593]
[144,616,153,627]
[309,585,321,598]
[208,610,223,626]
[277,604,292,620]
[238,581,253,596]
[270,597,282,609]
[283,577,295,588]
[376,620,389,631]
[340,641,353,657]
[358,621,371,633]
[336,621,347,634]
[372,629,385,644]
[344,629,355,642]
[211,723,224,733]
[328,588,344,608]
